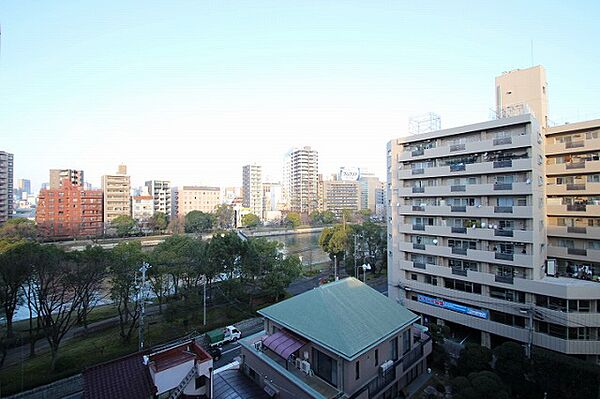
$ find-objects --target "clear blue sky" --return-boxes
[1,1,599,191]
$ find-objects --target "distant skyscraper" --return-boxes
[0,151,14,225]
[145,180,172,218]
[242,164,263,218]
[287,146,319,214]
[101,164,131,225]
[16,179,31,195]
[359,172,383,213]
[49,169,84,189]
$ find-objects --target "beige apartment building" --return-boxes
[387,66,600,363]
[101,164,131,225]
[322,178,361,219]
[174,186,221,216]
[49,168,84,189]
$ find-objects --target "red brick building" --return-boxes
[36,180,103,239]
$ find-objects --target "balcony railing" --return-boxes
[451,247,468,255]
[495,252,514,261]
[493,183,513,190]
[412,187,425,193]
[566,204,587,211]
[412,243,426,250]
[567,247,588,256]
[493,137,513,146]
[566,184,586,191]
[449,144,466,152]
[450,185,466,192]
[493,160,513,168]
[567,226,587,234]
[494,206,513,213]
[495,275,514,284]
[412,224,425,231]
[413,262,426,269]
[411,168,425,175]
[451,227,467,234]
[494,229,514,237]
[450,206,466,212]
[565,141,585,149]
[452,268,468,276]
[412,205,425,211]
[412,149,424,156]
[566,162,586,170]
[450,164,466,172]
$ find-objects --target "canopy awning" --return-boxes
[262,330,307,360]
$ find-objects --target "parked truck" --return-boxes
[206,325,242,347]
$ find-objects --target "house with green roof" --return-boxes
[239,277,432,399]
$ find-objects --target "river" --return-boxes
[269,231,330,268]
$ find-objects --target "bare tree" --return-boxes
[73,246,110,334]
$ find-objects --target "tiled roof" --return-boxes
[83,351,155,399]
[258,277,419,361]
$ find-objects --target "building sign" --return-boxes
[417,294,488,319]
[339,167,361,181]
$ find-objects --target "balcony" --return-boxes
[493,183,513,191]
[412,224,425,231]
[566,183,586,191]
[494,229,514,237]
[397,223,533,243]
[567,226,587,234]
[547,225,600,240]
[397,158,532,180]
[411,168,425,175]
[546,160,600,175]
[495,252,514,261]
[398,181,532,197]
[494,206,513,213]
[567,247,588,256]
[546,136,600,156]
[547,245,600,262]
[449,144,466,152]
[413,262,426,269]
[398,133,532,162]
[493,160,513,168]
[450,164,466,172]
[451,227,467,234]
[413,243,426,250]
[450,206,466,212]
[495,275,514,284]
[398,205,533,219]
[451,247,468,255]
[412,205,425,211]
[450,185,466,192]
[451,268,468,277]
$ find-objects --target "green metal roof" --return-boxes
[258,277,419,361]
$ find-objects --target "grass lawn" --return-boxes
[0,302,258,396]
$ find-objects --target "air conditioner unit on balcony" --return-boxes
[300,360,312,375]
[380,360,394,374]
[295,358,302,369]
[254,341,263,351]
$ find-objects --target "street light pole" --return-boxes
[203,275,207,326]
[138,262,151,351]
[333,255,338,281]
[354,234,358,278]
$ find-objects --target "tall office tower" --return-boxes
[387,68,600,363]
[496,65,548,129]
[0,151,14,225]
[322,178,361,219]
[36,180,103,239]
[287,146,319,214]
[101,164,131,225]
[262,182,284,222]
[174,186,221,217]
[359,172,383,213]
[375,180,387,218]
[242,164,263,218]
[145,180,171,218]
[49,169,84,189]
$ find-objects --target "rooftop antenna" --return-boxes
[530,39,534,67]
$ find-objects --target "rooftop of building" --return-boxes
[546,118,600,135]
[83,351,155,399]
[257,277,419,361]
[392,113,536,145]
[213,368,270,399]
[181,185,221,191]
[147,340,211,372]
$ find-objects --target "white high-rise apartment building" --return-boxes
[242,164,263,218]
[286,146,319,214]
[102,164,131,224]
[387,66,600,362]
[0,151,14,225]
[145,180,171,218]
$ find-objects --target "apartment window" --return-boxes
[424,275,438,286]
[411,273,418,281]
[355,361,360,380]
[402,329,411,355]
[391,337,398,361]
[568,300,591,313]
[374,349,379,366]
[312,348,338,387]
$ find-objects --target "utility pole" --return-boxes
[203,275,207,326]
[333,255,338,281]
[354,234,358,278]
[138,262,151,351]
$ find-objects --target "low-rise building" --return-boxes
[83,339,213,399]
[240,278,431,399]
[322,179,361,219]
[174,186,221,216]
[131,195,155,222]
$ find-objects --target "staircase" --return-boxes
[168,366,197,399]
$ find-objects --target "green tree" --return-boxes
[451,371,510,399]
[242,213,261,228]
[284,212,301,228]
[358,209,373,223]
[148,211,168,233]
[454,343,492,377]
[214,204,235,229]
[153,235,199,298]
[206,232,243,281]
[109,241,146,343]
[262,255,302,302]
[309,210,336,226]
[427,322,450,371]
[111,215,136,237]
[319,225,348,260]
[493,342,531,398]
[0,218,37,241]
[184,210,215,233]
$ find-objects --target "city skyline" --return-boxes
[2,2,600,191]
